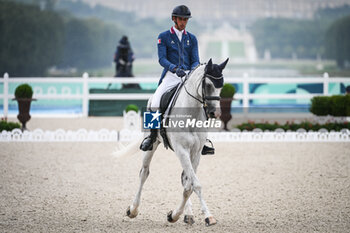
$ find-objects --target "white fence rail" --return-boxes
[1,128,350,142]
[1,72,349,118]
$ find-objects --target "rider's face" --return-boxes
[173,17,188,31]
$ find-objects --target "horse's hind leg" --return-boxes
[191,153,217,226]
[126,141,159,218]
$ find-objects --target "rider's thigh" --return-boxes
[150,72,181,110]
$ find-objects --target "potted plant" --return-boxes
[14,83,35,131]
[123,104,141,130]
[220,83,236,130]
[125,104,139,113]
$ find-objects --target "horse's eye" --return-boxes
[205,83,214,93]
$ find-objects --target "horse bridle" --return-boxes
[183,72,222,108]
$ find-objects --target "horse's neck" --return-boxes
[176,66,204,112]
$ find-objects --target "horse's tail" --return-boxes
[112,138,142,159]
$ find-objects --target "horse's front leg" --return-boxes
[183,198,195,225]
[126,141,159,218]
[167,149,194,223]
[182,170,195,225]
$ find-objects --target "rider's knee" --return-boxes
[149,100,160,111]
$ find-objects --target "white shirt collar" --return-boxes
[172,26,184,41]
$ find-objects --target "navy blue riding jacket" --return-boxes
[157,27,200,85]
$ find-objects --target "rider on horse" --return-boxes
[140,5,214,155]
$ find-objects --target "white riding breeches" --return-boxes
[150,71,188,110]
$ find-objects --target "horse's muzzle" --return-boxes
[208,108,221,119]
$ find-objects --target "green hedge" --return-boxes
[0,120,21,131]
[236,121,350,131]
[310,95,350,116]
[309,96,331,116]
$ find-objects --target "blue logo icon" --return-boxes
[143,110,162,129]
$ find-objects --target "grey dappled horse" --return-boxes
[126,58,229,226]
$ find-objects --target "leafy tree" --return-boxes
[0,0,123,75]
[0,0,64,76]
[325,15,350,68]
[315,4,350,22]
[251,5,350,60]
[55,0,201,58]
[251,18,326,59]
[59,17,120,69]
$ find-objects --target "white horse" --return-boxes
[126,58,229,226]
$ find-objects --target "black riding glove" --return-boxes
[175,68,186,78]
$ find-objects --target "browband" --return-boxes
[205,73,223,80]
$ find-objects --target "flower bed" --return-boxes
[0,119,21,131]
[235,121,350,132]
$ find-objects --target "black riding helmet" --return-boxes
[171,5,192,18]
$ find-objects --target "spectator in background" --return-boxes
[346,85,350,95]
[112,36,139,89]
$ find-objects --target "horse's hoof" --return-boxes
[205,216,217,226]
[184,215,195,225]
[167,210,178,223]
[126,206,138,218]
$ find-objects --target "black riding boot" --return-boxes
[201,139,215,155]
[140,129,158,151]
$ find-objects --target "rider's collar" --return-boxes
[170,27,187,35]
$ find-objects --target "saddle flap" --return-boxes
[159,84,180,114]
[158,82,184,151]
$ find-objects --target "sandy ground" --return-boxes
[1,139,349,232]
[1,117,350,232]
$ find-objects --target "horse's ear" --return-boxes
[206,58,213,72]
[219,58,229,70]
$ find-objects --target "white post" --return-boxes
[82,72,89,117]
[243,72,249,108]
[323,72,329,96]
[243,72,249,116]
[4,73,9,119]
